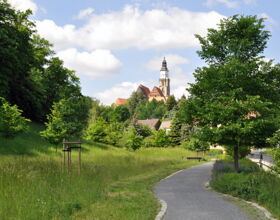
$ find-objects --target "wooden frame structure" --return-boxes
[62,141,82,174]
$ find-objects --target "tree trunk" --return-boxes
[233,145,239,172]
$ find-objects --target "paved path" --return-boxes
[154,163,251,220]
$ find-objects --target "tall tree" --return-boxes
[186,15,279,171]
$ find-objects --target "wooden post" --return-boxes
[78,147,81,175]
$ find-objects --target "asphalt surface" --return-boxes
[248,149,275,165]
[154,162,251,220]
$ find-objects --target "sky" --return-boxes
[7,0,280,105]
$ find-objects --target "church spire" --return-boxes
[160,57,168,71]
[159,57,170,98]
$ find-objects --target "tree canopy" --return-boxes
[185,15,280,171]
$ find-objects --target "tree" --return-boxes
[122,127,143,151]
[166,95,177,111]
[41,96,92,145]
[185,15,279,172]
[135,99,167,120]
[168,115,182,146]
[111,105,130,122]
[0,97,30,138]
[153,130,170,147]
[127,91,146,116]
[84,117,107,142]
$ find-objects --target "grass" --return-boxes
[0,123,205,220]
[210,159,280,219]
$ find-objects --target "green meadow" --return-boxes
[0,123,203,220]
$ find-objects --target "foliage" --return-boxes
[0,97,30,138]
[166,95,177,111]
[153,130,170,147]
[0,1,82,121]
[143,135,155,148]
[207,149,224,156]
[135,99,167,120]
[84,118,107,142]
[127,91,147,116]
[182,137,210,152]
[110,105,130,122]
[168,115,182,146]
[133,123,153,138]
[122,127,143,151]
[41,96,92,144]
[211,159,280,218]
[185,15,280,171]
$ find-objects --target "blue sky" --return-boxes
[8,0,280,104]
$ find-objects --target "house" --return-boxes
[159,120,172,133]
[137,118,161,130]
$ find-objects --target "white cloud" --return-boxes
[56,48,122,79]
[146,54,189,71]
[173,86,189,99]
[8,0,37,14]
[205,0,239,8]
[36,5,224,51]
[244,0,256,4]
[75,8,94,20]
[93,81,142,105]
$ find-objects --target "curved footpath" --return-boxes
[154,162,251,220]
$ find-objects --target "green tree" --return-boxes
[166,95,177,111]
[41,96,92,145]
[186,15,279,171]
[168,115,182,146]
[127,91,146,116]
[153,130,170,147]
[111,105,130,122]
[135,99,167,120]
[84,117,107,142]
[122,127,143,151]
[0,97,30,138]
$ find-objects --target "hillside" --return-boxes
[0,123,202,219]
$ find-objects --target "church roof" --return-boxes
[137,84,150,97]
[149,86,164,97]
[115,98,127,105]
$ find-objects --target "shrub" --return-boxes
[207,149,224,155]
[122,127,143,151]
[182,138,210,152]
[0,97,30,138]
[84,118,107,142]
[143,135,155,148]
[153,130,170,147]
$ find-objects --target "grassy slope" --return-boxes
[0,123,203,220]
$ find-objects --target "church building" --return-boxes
[114,58,171,105]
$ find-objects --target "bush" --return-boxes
[207,149,224,155]
[84,118,107,142]
[153,130,170,147]
[0,97,30,138]
[182,138,210,152]
[122,127,143,151]
[143,135,155,148]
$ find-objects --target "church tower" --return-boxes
[159,57,170,98]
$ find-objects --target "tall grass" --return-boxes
[211,159,280,219]
[0,123,202,219]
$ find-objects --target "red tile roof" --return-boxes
[149,86,164,97]
[137,84,151,97]
[115,98,127,105]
